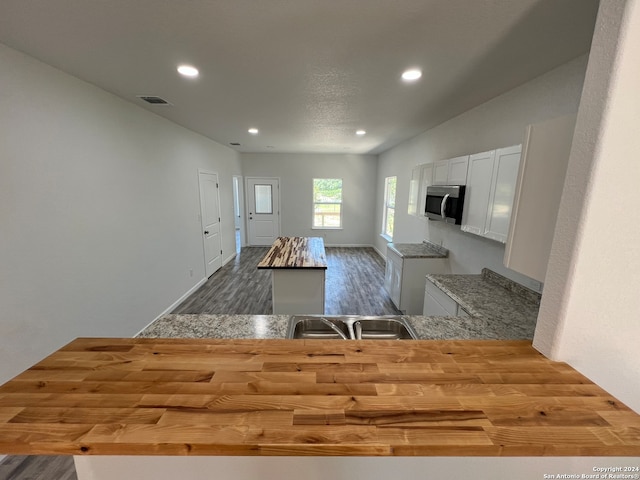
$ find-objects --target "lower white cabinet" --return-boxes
[384,248,450,314]
[423,279,459,316]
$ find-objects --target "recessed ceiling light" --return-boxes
[356,130,366,136]
[248,128,259,135]
[401,69,422,81]
[177,65,199,78]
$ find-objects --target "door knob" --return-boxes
[204,230,209,234]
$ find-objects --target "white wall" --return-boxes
[535,0,640,413]
[375,55,588,289]
[0,44,241,384]
[241,153,377,246]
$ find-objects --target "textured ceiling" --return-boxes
[0,0,599,154]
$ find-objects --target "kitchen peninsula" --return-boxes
[257,236,327,314]
[0,333,639,480]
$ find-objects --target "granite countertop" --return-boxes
[387,240,448,258]
[139,311,530,341]
[424,269,541,340]
[137,314,290,339]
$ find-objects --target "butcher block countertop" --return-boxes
[257,237,327,269]
[0,337,639,457]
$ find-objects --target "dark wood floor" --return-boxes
[0,246,398,479]
[172,246,401,316]
[0,455,76,480]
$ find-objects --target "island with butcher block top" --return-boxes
[257,236,327,314]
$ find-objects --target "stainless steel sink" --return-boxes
[287,315,418,340]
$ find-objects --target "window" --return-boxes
[382,176,396,239]
[313,178,342,228]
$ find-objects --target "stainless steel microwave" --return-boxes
[425,185,466,224]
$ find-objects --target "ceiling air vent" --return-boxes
[230,142,241,146]
[136,95,172,105]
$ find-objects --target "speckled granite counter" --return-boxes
[424,268,541,339]
[387,240,448,258]
[138,311,531,340]
[137,314,290,339]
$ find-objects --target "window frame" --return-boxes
[312,178,343,229]
[381,176,397,241]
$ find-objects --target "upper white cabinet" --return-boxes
[461,150,496,236]
[484,145,522,242]
[408,163,433,217]
[407,165,421,216]
[461,145,522,243]
[433,155,469,185]
[447,155,470,185]
[504,114,577,282]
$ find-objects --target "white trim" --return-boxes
[372,245,386,260]
[222,252,237,266]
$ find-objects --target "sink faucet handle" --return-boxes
[354,321,362,340]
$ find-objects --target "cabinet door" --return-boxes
[504,115,576,282]
[433,160,449,185]
[423,280,458,316]
[461,150,495,235]
[447,155,470,185]
[384,249,403,308]
[418,164,433,216]
[407,165,421,216]
[484,145,522,243]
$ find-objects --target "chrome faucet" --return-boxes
[354,320,362,340]
[318,317,349,340]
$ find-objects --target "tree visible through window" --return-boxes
[313,178,342,228]
[383,176,396,238]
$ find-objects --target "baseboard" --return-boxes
[323,243,375,248]
[371,245,386,260]
[134,276,207,337]
[222,252,237,266]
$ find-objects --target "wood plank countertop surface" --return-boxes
[257,237,327,269]
[0,338,639,456]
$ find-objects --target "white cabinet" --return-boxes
[484,145,522,242]
[433,160,450,185]
[407,165,421,216]
[408,163,433,217]
[384,247,450,314]
[433,156,469,185]
[448,155,470,185]
[461,145,521,243]
[423,279,463,316]
[461,150,496,236]
[384,249,402,307]
[505,114,577,282]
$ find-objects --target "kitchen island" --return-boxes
[257,236,327,314]
[0,329,638,479]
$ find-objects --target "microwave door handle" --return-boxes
[440,193,450,219]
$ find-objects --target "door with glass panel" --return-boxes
[246,177,280,245]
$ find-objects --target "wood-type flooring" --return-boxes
[0,455,76,480]
[172,246,401,315]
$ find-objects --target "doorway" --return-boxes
[232,175,245,253]
[246,177,280,246]
[198,170,223,277]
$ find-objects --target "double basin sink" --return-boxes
[287,315,418,340]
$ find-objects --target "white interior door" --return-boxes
[246,177,280,246]
[199,171,222,277]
